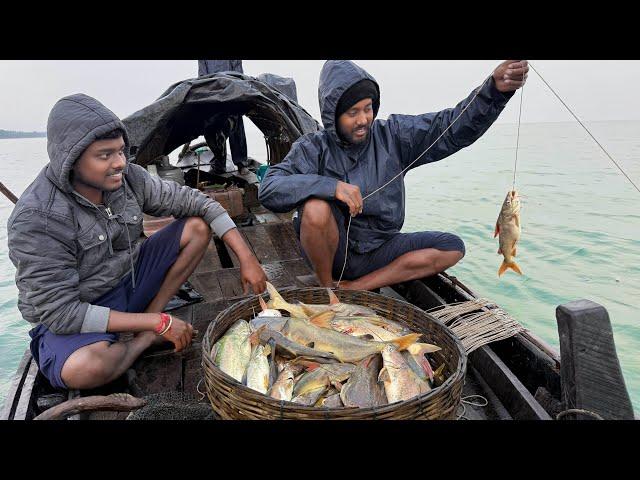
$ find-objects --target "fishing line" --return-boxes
[337,73,494,286]
[529,62,640,195]
[513,79,525,191]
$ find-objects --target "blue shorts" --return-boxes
[29,218,187,390]
[293,201,465,281]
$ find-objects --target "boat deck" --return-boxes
[1,171,561,421]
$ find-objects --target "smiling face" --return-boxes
[337,98,374,145]
[72,136,126,202]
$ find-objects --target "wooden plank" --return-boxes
[490,333,562,401]
[195,239,223,273]
[242,225,279,263]
[192,300,231,336]
[223,231,253,268]
[281,258,313,277]
[189,271,224,303]
[216,268,246,299]
[468,365,512,420]
[13,360,39,420]
[1,350,32,420]
[262,262,297,289]
[264,223,302,260]
[469,345,552,420]
[556,299,635,419]
[392,279,448,311]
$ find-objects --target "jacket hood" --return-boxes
[46,94,130,193]
[318,60,380,142]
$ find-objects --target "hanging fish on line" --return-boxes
[494,189,523,277]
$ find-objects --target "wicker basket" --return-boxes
[202,287,466,420]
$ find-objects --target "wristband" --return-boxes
[158,315,173,336]
[155,313,171,334]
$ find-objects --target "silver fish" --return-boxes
[379,344,431,403]
[246,344,271,394]
[340,354,387,408]
[252,326,338,362]
[282,317,421,363]
[211,319,252,383]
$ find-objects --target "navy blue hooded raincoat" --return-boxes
[259,61,513,254]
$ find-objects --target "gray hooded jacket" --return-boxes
[7,94,236,335]
[259,60,513,253]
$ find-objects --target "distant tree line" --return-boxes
[0,129,46,139]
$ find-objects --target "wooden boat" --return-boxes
[1,73,634,420]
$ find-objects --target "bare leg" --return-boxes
[338,248,464,291]
[61,333,157,390]
[298,199,340,288]
[59,218,211,389]
[144,217,210,313]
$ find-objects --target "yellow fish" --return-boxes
[494,190,523,277]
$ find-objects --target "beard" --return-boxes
[338,124,370,145]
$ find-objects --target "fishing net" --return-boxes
[426,298,526,353]
[126,392,217,420]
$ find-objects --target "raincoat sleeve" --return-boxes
[127,163,237,238]
[389,77,513,170]
[258,137,339,213]
[8,209,108,335]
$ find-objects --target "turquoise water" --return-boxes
[1,122,639,413]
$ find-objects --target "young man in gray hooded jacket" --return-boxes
[259,60,528,290]
[7,94,267,391]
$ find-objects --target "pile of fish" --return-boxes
[210,283,447,408]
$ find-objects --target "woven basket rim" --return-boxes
[202,287,467,417]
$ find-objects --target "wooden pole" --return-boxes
[0,181,18,204]
[33,393,146,420]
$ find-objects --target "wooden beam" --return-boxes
[264,223,302,260]
[189,271,224,303]
[0,181,18,204]
[556,299,635,419]
[470,345,552,420]
[13,360,39,420]
[1,350,32,420]
[33,394,146,420]
[242,225,279,263]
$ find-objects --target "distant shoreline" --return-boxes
[0,130,46,140]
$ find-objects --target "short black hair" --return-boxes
[95,128,125,141]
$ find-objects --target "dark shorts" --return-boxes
[293,201,465,281]
[29,217,188,390]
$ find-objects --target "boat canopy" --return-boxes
[122,72,320,167]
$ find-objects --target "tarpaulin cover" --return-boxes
[122,72,319,167]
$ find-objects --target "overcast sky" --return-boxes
[1,60,639,132]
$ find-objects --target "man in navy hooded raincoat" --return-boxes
[259,60,528,290]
